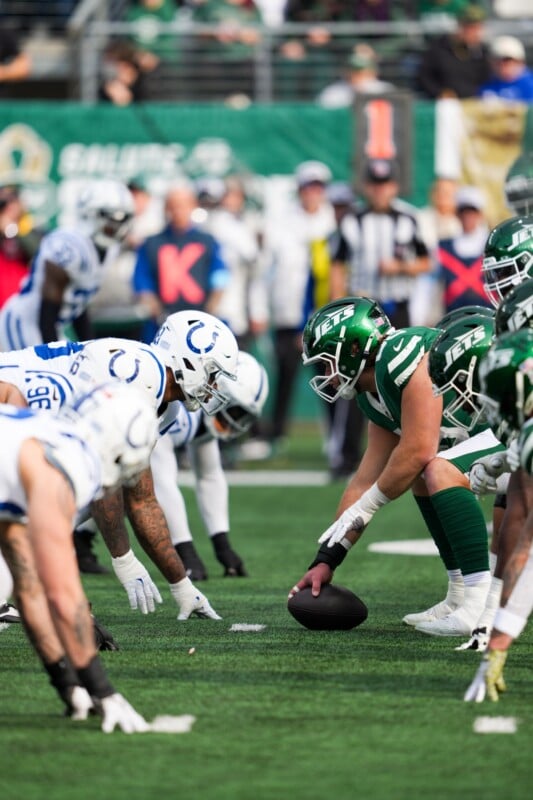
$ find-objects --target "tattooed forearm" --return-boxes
[0,527,64,663]
[73,599,93,649]
[124,470,186,583]
[90,489,130,557]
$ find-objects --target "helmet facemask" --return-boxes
[482,250,533,307]
[203,351,269,438]
[433,355,486,433]
[305,337,372,403]
[152,311,239,413]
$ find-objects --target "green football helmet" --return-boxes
[482,215,533,308]
[494,277,533,335]
[302,297,392,402]
[478,328,533,435]
[437,305,494,330]
[505,151,533,216]
[429,312,495,433]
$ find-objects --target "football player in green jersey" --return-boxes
[481,215,533,308]
[289,296,502,637]
[465,329,533,701]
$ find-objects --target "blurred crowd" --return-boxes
[0,147,524,474]
[1,2,533,103]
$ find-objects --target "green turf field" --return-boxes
[1,426,531,800]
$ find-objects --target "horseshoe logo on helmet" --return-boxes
[109,350,141,383]
[186,320,219,354]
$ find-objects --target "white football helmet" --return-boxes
[76,179,135,249]
[204,351,269,441]
[152,311,238,412]
[60,383,159,489]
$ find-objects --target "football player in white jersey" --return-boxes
[0,179,134,351]
[0,311,239,622]
[152,350,269,580]
[0,383,158,731]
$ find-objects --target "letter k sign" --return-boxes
[158,243,206,304]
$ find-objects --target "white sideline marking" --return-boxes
[230,623,266,632]
[179,470,329,487]
[368,539,439,556]
[473,716,517,734]
[148,714,196,734]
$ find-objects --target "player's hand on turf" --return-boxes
[288,562,333,599]
[170,576,222,620]
[111,549,163,614]
[455,626,489,652]
[62,686,94,720]
[96,693,150,734]
[464,649,508,702]
[318,503,373,547]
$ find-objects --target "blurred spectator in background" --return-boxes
[126,0,177,67]
[99,41,144,105]
[262,160,335,452]
[410,176,462,326]
[353,0,392,22]
[197,175,269,351]
[418,4,491,99]
[316,43,395,108]
[192,0,262,103]
[89,175,165,339]
[0,29,31,97]
[435,185,490,316]
[276,26,336,101]
[0,185,41,309]
[330,159,430,328]
[479,36,533,103]
[418,0,471,23]
[133,179,230,342]
[253,0,288,26]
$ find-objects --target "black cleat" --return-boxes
[217,549,248,577]
[74,529,110,575]
[211,532,248,577]
[0,603,21,625]
[175,542,208,581]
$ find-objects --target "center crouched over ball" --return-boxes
[287,584,368,631]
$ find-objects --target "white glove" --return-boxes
[318,483,390,547]
[63,686,94,720]
[169,577,222,620]
[469,454,507,495]
[97,692,150,734]
[111,549,163,614]
[464,650,508,703]
[506,438,520,472]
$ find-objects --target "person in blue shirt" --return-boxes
[133,180,230,342]
[479,36,533,103]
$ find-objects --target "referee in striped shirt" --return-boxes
[330,159,430,327]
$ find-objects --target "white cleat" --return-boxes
[415,607,476,637]
[402,600,455,627]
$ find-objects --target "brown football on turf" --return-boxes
[288,584,368,631]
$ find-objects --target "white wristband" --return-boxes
[493,607,527,639]
[359,482,390,515]
[169,576,193,603]
[111,549,140,582]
